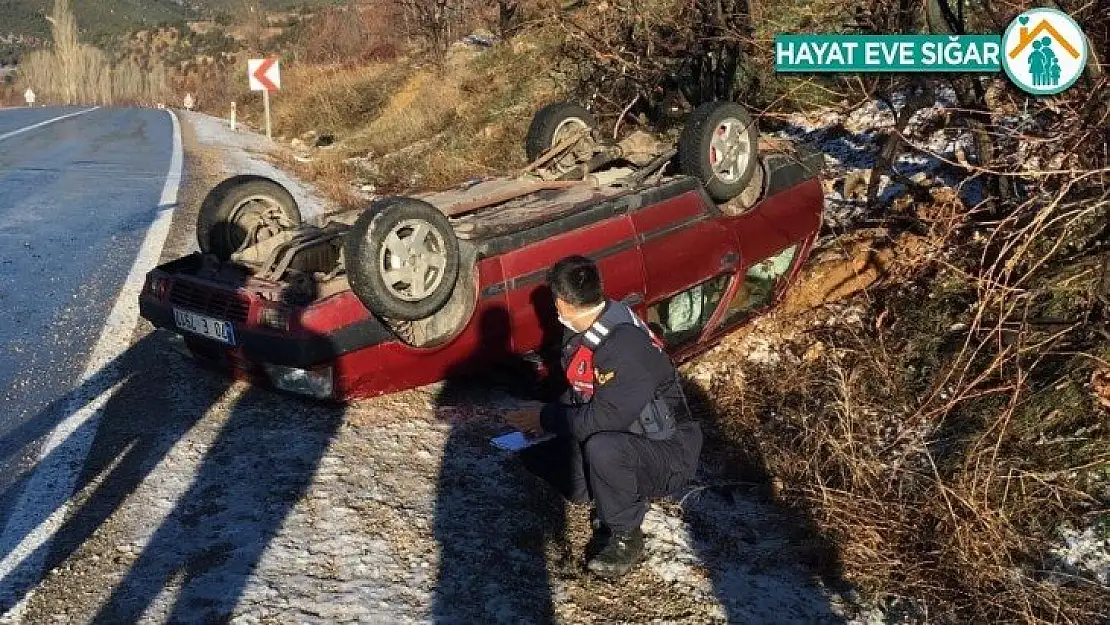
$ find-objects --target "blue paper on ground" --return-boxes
[491,431,554,452]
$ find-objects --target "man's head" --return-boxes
[547,255,605,332]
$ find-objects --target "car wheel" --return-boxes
[345,197,460,321]
[678,102,760,203]
[197,176,302,260]
[525,101,597,162]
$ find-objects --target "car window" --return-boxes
[645,274,730,348]
[718,245,799,328]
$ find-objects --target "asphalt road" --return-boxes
[0,106,176,529]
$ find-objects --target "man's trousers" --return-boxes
[520,422,702,533]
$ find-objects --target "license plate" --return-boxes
[173,308,236,346]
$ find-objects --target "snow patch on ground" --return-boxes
[643,492,860,624]
[739,336,782,366]
[770,84,989,227]
[1050,525,1110,586]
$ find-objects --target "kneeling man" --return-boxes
[508,255,703,578]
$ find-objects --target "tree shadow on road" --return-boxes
[0,326,345,622]
[90,382,343,623]
[678,377,852,623]
[0,331,233,614]
[430,302,568,624]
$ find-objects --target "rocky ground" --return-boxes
[9,112,890,624]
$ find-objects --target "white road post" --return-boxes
[263,90,271,140]
[230,101,237,131]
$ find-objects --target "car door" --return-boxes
[641,273,734,360]
[632,189,739,309]
[630,188,739,355]
[705,175,824,341]
[498,213,646,355]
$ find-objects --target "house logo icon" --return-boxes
[1001,8,1089,95]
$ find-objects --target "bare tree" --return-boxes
[44,0,80,104]
[22,0,169,105]
[394,0,475,58]
[496,0,520,38]
[555,0,758,131]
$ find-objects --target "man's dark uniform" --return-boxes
[523,299,703,537]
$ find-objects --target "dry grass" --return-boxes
[269,62,410,137]
[355,68,462,155]
[268,149,367,211]
[704,181,1110,623]
[264,26,562,194]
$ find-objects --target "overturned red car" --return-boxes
[139,101,824,401]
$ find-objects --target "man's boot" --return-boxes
[586,527,644,578]
[584,508,611,560]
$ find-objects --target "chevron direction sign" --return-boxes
[248,58,281,92]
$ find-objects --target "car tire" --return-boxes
[678,102,760,203]
[197,176,302,260]
[525,102,597,162]
[345,197,460,321]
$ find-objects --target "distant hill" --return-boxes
[0,0,196,40]
[0,0,341,42]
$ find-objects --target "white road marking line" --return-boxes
[0,108,100,142]
[0,110,183,621]
[160,110,183,208]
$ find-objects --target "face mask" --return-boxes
[558,302,605,332]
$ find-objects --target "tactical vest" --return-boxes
[564,301,680,441]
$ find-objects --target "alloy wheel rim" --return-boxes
[377,219,448,302]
